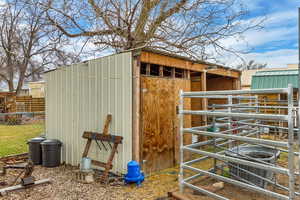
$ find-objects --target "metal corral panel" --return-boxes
[45,52,133,174]
[251,70,298,89]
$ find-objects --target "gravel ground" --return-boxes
[0,157,295,200]
[0,165,176,200]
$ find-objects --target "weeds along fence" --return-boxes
[178,84,300,200]
[0,111,45,126]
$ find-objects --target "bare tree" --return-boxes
[237,60,267,70]
[37,0,263,60]
[0,0,80,93]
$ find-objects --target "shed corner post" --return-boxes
[132,53,141,164]
[235,75,241,90]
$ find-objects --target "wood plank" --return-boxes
[206,77,235,91]
[200,72,207,142]
[140,51,240,78]
[186,70,190,79]
[82,132,123,144]
[82,139,92,158]
[146,63,150,75]
[102,114,112,135]
[101,143,119,183]
[168,191,191,200]
[159,66,164,77]
[207,68,240,78]
[234,78,241,90]
[141,76,175,173]
[171,68,175,78]
[173,79,191,164]
[15,96,45,112]
[206,76,237,106]
[140,76,192,172]
[140,51,206,72]
[91,160,112,169]
[132,56,141,162]
[191,75,202,128]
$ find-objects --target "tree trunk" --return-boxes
[15,72,25,94]
[15,65,27,94]
[7,80,14,92]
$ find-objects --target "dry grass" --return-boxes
[0,123,44,157]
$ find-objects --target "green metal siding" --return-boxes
[251,70,298,89]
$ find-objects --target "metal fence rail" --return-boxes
[178,84,299,200]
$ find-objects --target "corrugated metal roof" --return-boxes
[254,70,298,76]
[251,69,298,89]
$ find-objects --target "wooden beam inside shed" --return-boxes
[140,50,240,79]
[159,66,164,77]
[146,63,150,75]
[186,70,190,79]
[171,68,176,78]
[207,68,240,79]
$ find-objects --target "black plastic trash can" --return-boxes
[27,137,46,165]
[41,139,62,167]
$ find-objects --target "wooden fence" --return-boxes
[13,96,45,112]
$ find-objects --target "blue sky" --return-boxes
[220,0,300,68]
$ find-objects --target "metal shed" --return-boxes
[45,52,133,174]
[45,49,241,174]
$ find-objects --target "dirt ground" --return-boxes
[0,165,178,200]
[178,174,297,200]
[0,162,297,200]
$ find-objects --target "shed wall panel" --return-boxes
[45,52,132,174]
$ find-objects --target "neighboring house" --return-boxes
[14,81,45,97]
[241,64,298,90]
[286,64,299,68]
[241,69,261,89]
[17,89,29,96]
[28,81,45,98]
[251,69,298,128]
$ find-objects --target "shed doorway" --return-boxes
[140,65,191,173]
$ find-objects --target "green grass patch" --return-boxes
[0,123,44,157]
[222,167,230,178]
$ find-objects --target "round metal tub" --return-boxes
[225,145,280,188]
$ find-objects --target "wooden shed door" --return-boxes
[140,76,191,173]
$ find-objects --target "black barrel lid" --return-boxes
[41,139,62,146]
[27,137,46,143]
